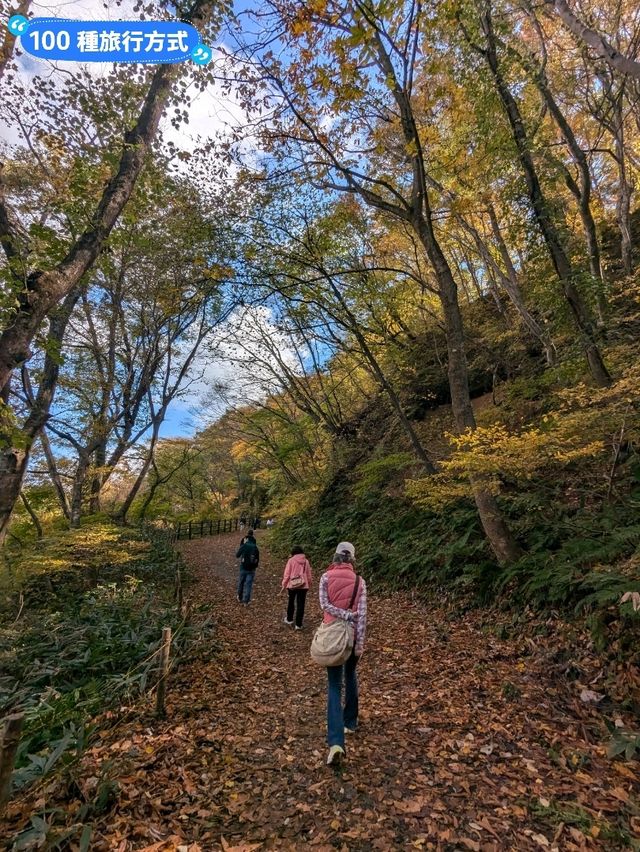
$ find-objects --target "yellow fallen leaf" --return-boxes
[613,763,638,780]
[610,787,629,802]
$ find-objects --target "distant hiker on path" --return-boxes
[319,541,367,766]
[236,529,259,604]
[281,546,313,630]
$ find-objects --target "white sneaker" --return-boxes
[344,726,356,734]
[326,745,345,766]
[283,618,294,625]
[295,625,303,631]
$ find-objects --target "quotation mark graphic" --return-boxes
[191,44,212,65]
[8,15,29,35]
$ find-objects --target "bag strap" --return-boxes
[291,558,305,580]
[347,575,360,611]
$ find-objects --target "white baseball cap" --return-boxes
[335,541,355,558]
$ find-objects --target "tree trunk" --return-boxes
[511,42,607,317]
[485,266,511,323]
[481,207,557,364]
[479,6,611,387]
[70,454,90,528]
[519,51,605,286]
[116,400,171,524]
[89,441,106,514]
[612,101,634,275]
[358,17,522,564]
[321,270,437,474]
[20,491,42,538]
[0,0,216,395]
[0,446,29,546]
[416,216,523,565]
[349,330,436,474]
[117,440,158,525]
[39,428,70,519]
[424,173,554,360]
[617,176,633,275]
[139,463,162,521]
[0,290,80,545]
[547,0,640,81]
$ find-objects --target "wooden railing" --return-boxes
[175,517,244,541]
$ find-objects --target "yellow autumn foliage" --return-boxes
[408,363,640,509]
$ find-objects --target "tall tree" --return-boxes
[42,181,235,525]
[545,0,640,81]
[230,0,522,563]
[0,0,228,542]
[502,5,606,295]
[240,196,438,472]
[460,0,611,386]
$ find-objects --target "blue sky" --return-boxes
[159,402,196,438]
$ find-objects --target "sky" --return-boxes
[1,0,298,440]
[160,304,304,438]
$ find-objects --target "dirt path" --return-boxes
[73,533,639,850]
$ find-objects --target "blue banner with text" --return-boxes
[7,15,213,65]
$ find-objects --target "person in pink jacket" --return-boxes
[281,546,313,630]
[319,541,367,766]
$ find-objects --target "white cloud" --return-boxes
[161,50,248,158]
[176,304,304,433]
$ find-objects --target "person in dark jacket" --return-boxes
[236,530,259,604]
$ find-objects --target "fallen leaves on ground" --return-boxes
[2,531,639,850]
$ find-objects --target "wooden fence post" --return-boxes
[176,522,181,541]
[175,564,183,615]
[188,521,192,540]
[155,627,172,718]
[200,520,204,538]
[0,713,24,816]
[235,518,238,531]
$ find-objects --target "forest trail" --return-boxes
[78,532,638,851]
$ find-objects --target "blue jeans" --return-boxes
[327,651,359,747]
[237,568,255,603]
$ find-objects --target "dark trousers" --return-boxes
[287,589,307,627]
[237,568,255,603]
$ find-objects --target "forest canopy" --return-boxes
[0,0,639,614]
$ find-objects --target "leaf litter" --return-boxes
[2,532,639,850]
